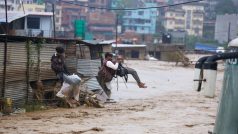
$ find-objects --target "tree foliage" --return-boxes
[215,0,238,15]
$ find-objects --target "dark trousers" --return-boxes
[125,67,141,84]
[96,76,111,98]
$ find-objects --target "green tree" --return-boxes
[185,35,200,49]
[215,0,237,15]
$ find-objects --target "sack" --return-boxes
[98,66,114,82]
[63,74,81,85]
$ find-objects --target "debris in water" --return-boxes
[72,127,104,134]
[31,117,41,120]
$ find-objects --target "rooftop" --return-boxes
[0,11,53,23]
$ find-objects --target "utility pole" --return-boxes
[228,22,231,43]
[2,0,8,98]
[115,14,119,55]
[52,3,56,38]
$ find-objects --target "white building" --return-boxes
[0,11,53,37]
[0,0,20,11]
[164,4,204,36]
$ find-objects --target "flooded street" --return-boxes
[0,60,224,134]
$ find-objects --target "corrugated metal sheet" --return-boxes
[4,43,28,107]
[84,77,102,91]
[77,59,102,91]
[65,58,77,73]
[5,81,27,107]
[40,44,60,80]
[0,41,78,107]
[0,43,4,97]
[77,59,101,77]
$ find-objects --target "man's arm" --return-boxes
[106,61,119,70]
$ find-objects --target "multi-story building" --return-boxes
[18,0,45,12]
[0,0,19,11]
[215,14,238,43]
[88,0,111,12]
[182,4,204,36]
[164,4,204,36]
[87,12,116,39]
[164,8,185,32]
[54,0,88,36]
[122,2,158,34]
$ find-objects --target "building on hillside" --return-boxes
[87,12,116,40]
[122,2,158,34]
[200,0,217,21]
[215,14,238,43]
[0,11,53,37]
[88,0,111,12]
[0,0,19,11]
[203,20,215,40]
[164,8,185,32]
[52,0,88,38]
[18,1,45,12]
[164,4,204,36]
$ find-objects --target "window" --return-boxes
[127,11,132,16]
[56,18,59,23]
[131,50,139,58]
[56,10,60,15]
[138,11,144,15]
[27,17,40,29]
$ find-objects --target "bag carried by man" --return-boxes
[98,60,117,82]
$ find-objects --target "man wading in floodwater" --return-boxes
[98,53,147,99]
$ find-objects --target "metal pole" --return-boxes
[26,40,30,103]
[115,14,118,54]
[228,22,231,43]
[2,0,8,98]
[52,3,56,38]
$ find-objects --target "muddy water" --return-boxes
[0,60,223,134]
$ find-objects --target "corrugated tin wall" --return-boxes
[4,43,28,107]
[0,43,4,98]
[0,41,77,107]
[77,59,102,91]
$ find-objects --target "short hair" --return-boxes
[55,46,65,54]
[105,52,113,58]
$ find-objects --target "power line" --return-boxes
[61,0,204,11]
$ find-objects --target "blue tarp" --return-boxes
[195,43,218,52]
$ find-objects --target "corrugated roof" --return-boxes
[112,44,146,48]
[82,40,114,46]
[0,11,53,23]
